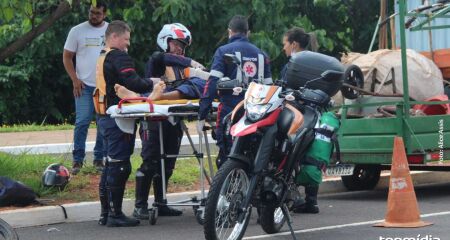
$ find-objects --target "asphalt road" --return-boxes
[16,182,450,240]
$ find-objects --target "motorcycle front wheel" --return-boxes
[204,160,251,240]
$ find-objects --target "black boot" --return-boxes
[133,171,152,220]
[293,185,319,214]
[107,186,140,227]
[153,175,182,216]
[98,191,109,225]
[98,167,109,225]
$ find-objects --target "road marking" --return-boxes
[243,211,450,239]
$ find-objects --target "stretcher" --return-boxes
[107,97,217,225]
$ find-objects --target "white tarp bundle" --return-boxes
[341,49,444,101]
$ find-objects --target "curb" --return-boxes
[1,172,449,228]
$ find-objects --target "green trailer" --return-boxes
[333,0,450,191]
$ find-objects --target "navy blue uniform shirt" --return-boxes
[198,34,272,120]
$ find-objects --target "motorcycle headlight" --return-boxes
[246,103,272,122]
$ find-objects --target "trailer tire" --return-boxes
[341,64,364,100]
[341,164,381,191]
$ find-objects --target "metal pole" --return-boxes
[399,0,412,153]
[159,121,167,201]
[368,16,382,53]
[399,0,411,115]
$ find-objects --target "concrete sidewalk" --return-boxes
[0,122,198,147]
[0,124,214,155]
[1,171,450,228]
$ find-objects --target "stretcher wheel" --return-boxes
[193,205,199,215]
[195,208,205,225]
[149,208,158,225]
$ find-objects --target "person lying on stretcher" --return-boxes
[114,57,210,101]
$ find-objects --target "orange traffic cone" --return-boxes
[374,136,432,228]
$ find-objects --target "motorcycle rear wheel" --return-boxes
[204,160,251,240]
[259,206,286,234]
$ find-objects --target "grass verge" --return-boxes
[0,123,96,133]
[0,152,215,206]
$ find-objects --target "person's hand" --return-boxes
[72,78,84,98]
[196,119,205,136]
[191,59,205,70]
[150,78,161,86]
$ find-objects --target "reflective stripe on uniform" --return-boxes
[264,77,273,84]
[210,70,224,78]
[258,53,264,83]
[235,51,243,84]
[107,156,125,163]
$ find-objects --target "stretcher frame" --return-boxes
[111,97,216,225]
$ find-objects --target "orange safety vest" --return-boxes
[93,48,113,115]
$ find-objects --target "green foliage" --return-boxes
[0,123,94,133]
[0,0,382,124]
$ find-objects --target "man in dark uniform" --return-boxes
[198,15,272,168]
[96,20,161,227]
[132,23,207,219]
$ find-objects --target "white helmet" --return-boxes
[157,23,192,52]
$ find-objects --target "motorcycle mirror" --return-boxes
[320,70,343,82]
[303,76,321,89]
[223,54,241,65]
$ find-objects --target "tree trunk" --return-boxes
[0,0,80,63]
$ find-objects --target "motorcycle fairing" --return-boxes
[285,104,304,135]
[231,100,245,122]
[230,108,281,137]
[246,82,280,104]
[245,82,283,113]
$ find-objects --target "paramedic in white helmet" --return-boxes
[131,23,206,219]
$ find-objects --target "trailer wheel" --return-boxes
[341,164,381,191]
[341,65,364,100]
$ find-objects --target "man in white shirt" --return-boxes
[63,1,108,175]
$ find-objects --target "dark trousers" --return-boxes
[215,104,233,168]
[304,184,319,205]
[135,120,183,208]
[98,116,135,215]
